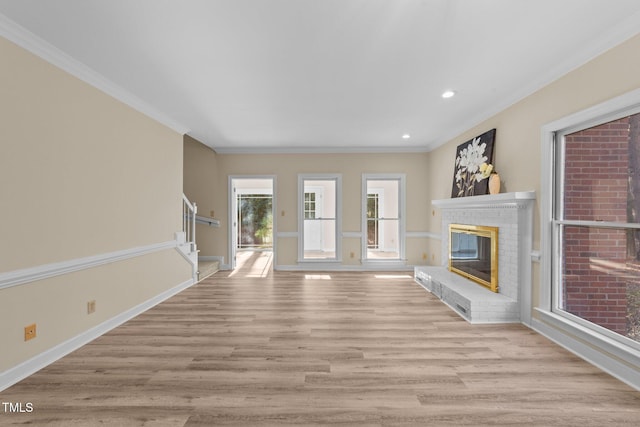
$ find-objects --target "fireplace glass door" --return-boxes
[449,224,498,292]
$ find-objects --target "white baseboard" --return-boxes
[0,278,194,392]
[530,317,640,392]
[199,255,224,263]
[275,264,414,272]
[199,256,231,270]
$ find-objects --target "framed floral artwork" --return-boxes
[451,128,496,198]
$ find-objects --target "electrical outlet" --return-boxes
[87,300,96,314]
[24,324,36,341]
[210,210,215,217]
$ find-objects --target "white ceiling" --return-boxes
[1,0,640,153]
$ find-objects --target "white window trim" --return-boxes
[537,88,640,390]
[297,174,342,263]
[361,173,406,265]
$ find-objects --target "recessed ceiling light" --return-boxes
[402,134,411,139]
[442,90,455,99]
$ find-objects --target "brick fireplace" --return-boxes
[415,191,536,323]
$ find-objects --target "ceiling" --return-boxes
[1,0,640,153]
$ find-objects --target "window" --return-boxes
[298,175,341,261]
[362,174,405,262]
[552,110,640,347]
[539,90,640,386]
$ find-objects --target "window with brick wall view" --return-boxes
[558,112,640,344]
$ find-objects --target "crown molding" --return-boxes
[426,10,640,152]
[0,13,189,135]
[212,144,431,155]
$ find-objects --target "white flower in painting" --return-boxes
[454,137,490,196]
[467,138,487,173]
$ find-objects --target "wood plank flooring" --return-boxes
[1,270,640,426]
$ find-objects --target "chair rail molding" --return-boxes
[0,240,178,290]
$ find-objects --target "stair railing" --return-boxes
[182,194,197,252]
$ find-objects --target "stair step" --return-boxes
[197,261,219,281]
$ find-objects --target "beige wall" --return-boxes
[183,135,223,257]
[0,37,191,372]
[184,148,432,267]
[426,33,640,307]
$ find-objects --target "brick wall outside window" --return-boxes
[562,118,635,336]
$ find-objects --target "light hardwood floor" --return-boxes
[1,269,640,426]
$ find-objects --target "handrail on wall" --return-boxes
[195,215,220,228]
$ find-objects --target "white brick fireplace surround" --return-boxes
[415,192,536,323]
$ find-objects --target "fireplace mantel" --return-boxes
[432,191,536,209]
[415,191,536,324]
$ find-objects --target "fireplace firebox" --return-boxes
[449,224,498,292]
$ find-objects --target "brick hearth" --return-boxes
[415,191,535,323]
